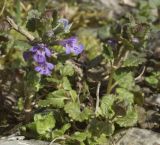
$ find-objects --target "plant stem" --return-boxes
[6,16,35,41]
[95,81,101,114]
[106,47,129,94]
[24,94,34,122]
[106,65,115,94]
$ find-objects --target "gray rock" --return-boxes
[114,128,160,145]
[145,94,160,106]
[0,139,49,145]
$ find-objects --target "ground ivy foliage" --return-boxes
[5,6,152,144]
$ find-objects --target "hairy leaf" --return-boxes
[115,109,138,127]
[64,102,92,122]
[123,53,146,67]
[88,119,114,137]
[116,88,134,105]
[34,113,55,135]
[114,71,135,90]
[100,95,115,119]
[52,123,71,139]
[62,77,72,91]
[61,63,75,76]
[38,89,68,108]
[145,72,160,85]
[71,131,91,142]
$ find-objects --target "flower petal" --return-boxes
[65,44,71,54]
[45,47,51,57]
[46,62,54,70]
[30,46,39,52]
[33,53,46,63]
[72,44,84,55]
[35,66,42,72]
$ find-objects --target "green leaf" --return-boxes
[38,89,68,108]
[26,18,40,32]
[14,40,31,51]
[46,77,61,83]
[69,90,78,102]
[63,77,72,91]
[61,64,74,76]
[71,131,91,142]
[64,102,92,122]
[25,71,41,93]
[123,53,146,67]
[26,10,41,32]
[52,123,71,139]
[114,71,135,90]
[95,134,109,145]
[121,38,134,49]
[87,134,108,145]
[145,72,160,85]
[52,10,58,28]
[103,44,114,61]
[115,109,138,127]
[116,88,134,105]
[100,95,115,119]
[34,113,55,135]
[88,119,114,137]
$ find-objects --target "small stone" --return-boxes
[114,128,160,145]
[0,139,50,145]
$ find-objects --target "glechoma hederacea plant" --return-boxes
[5,9,151,144]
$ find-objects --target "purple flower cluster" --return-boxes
[60,37,84,55]
[24,19,84,76]
[24,44,54,75]
[23,37,83,76]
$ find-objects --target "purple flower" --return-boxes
[35,62,54,76]
[60,37,84,55]
[23,43,54,76]
[30,44,51,63]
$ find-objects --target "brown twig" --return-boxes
[135,66,146,81]
[6,16,35,41]
[95,81,101,114]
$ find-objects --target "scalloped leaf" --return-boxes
[64,102,92,122]
[145,72,160,85]
[114,71,135,90]
[38,89,68,108]
[123,53,146,67]
[115,109,138,127]
[34,113,55,135]
[61,63,75,76]
[52,123,71,139]
[116,88,134,105]
[100,95,115,119]
[88,119,115,137]
[71,131,91,142]
[62,77,72,91]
